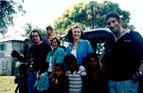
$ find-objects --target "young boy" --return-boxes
[15,64,28,93]
[64,54,87,93]
[43,26,56,44]
[23,39,30,62]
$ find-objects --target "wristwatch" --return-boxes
[138,70,143,76]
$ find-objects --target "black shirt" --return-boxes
[28,42,51,71]
[105,31,143,81]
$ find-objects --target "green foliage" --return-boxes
[22,23,47,43]
[0,1,25,36]
[53,1,135,33]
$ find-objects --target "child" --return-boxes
[43,26,56,44]
[85,52,107,93]
[11,50,25,62]
[33,62,49,93]
[23,39,30,62]
[64,54,87,93]
[15,64,28,93]
[48,63,68,93]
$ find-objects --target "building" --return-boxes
[0,35,26,76]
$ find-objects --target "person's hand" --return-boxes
[131,72,140,83]
[99,62,105,72]
[15,89,17,93]
[36,71,40,82]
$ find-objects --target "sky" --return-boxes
[1,0,143,38]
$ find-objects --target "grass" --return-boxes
[0,76,17,93]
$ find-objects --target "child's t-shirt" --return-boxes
[33,71,49,91]
[65,65,87,93]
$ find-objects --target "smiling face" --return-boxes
[72,28,81,40]
[106,17,121,34]
[51,39,58,50]
[46,28,53,36]
[31,32,41,44]
[55,67,63,78]
[24,41,30,46]
[89,57,98,68]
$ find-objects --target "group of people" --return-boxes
[11,12,143,93]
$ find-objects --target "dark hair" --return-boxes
[87,52,99,62]
[24,39,30,43]
[30,30,42,42]
[67,26,85,41]
[55,63,65,71]
[11,50,21,57]
[19,64,28,74]
[40,62,49,73]
[105,12,120,23]
[85,53,99,70]
[46,26,53,32]
[63,54,77,67]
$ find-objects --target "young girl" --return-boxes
[33,62,49,93]
[85,52,107,93]
[64,54,87,93]
[48,63,68,93]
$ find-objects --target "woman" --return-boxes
[66,26,94,65]
[45,36,66,75]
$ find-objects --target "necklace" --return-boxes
[73,44,78,49]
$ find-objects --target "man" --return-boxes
[99,12,143,93]
[27,30,51,93]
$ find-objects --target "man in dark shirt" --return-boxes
[99,12,143,93]
[27,30,51,93]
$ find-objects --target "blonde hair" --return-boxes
[49,36,61,45]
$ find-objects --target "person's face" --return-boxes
[106,17,121,34]
[31,32,41,43]
[51,39,58,50]
[55,67,63,78]
[24,41,30,46]
[46,28,52,35]
[72,28,81,40]
[89,57,98,68]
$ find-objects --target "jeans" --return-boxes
[108,80,139,93]
[28,71,38,93]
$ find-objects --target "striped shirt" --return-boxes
[65,65,87,93]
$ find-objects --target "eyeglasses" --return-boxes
[31,35,38,38]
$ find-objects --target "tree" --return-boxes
[0,1,25,36]
[22,23,47,42]
[53,1,135,34]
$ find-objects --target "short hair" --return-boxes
[30,30,42,42]
[40,62,49,72]
[63,54,77,67]
[46,26,53,32]
[105,12,120,23]
[87,52,99,62]
[85,52,99,69]
[24,39,30,43]
[49,36,61,45]
[67,26,85,41]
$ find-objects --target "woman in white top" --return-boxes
[66,26,94,65]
